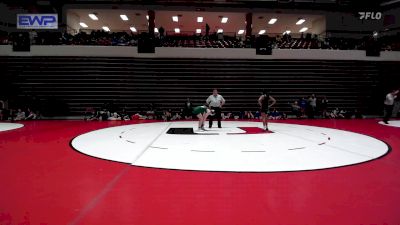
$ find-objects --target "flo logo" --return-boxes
[359,12,382,20]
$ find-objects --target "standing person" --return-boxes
[383,89,399,124]
[192,105,213,131]
[0,99,9,121]
[159,26,165,39]
[206,89,225,128]
[205,23,210,37]
[320,96,329,118]
[299,97,307,118]
[183,98,193,119]
[308,94,317,119]
[0,99,5,121]
[258,90,276,131]
[393,92,400,118]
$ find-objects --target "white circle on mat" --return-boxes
[71,121,389,172]
[379,120,400,128]
[0,123,24,132]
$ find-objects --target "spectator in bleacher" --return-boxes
[206,89,225,128]
[383,89,399,124]
[171,111,183,121]
[205,24,210,37]
[329,108,345,119]
[14,108,26,121]
[320,96,329,118]
[329,108,339,119]
[0,99,7,120]
[354,109,364,119]
[98,106,110,121]
[25,108,37,120]
[394,94,400,118]
[299,97,307,118]
[29,30,37,44]
[84,107,96,121]
[221,112,232,120]
[131,112,146,120]
[163,110,172,121]
[291,101,301,118]
[254,111,261,119]
[159,27,165,38]
[339,109,347,119]
[307,94,317,119]
[119,108,131,121]
[146,104,156,120]
[243,111,254,119]
[108,112,122,120]
[8,30,400,51]
[268,108,283,120]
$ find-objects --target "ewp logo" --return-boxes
[359,12,382,20]
[17,14,58,29]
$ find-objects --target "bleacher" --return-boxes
[1,56,397,116]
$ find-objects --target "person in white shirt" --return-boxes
[308,94,317,119]
[206,89,225,128]
[15,109,26,121]
[383,89,399,124]
[108,112,122,121]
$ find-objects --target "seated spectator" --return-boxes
[171,111,182,121]
[25,108,37,120]
[162,110,172,121]
[108,112,122,120]
[131,112,146,120]
[268,108,285,120]
[254,111,261,119]
[222,112,232,120]
[338,109,346,119]
[329,108,337,118]
[233,111,241,120]
[15,108,26,121]
[99,108,110,121]
[290,101,301,118]
[84,107,97,121]
[146,104,156,119]
[354,109,364,119]
[243,111,254,119]
[343,110,354,119]
[329,108,345,119]
[119,108,131,121]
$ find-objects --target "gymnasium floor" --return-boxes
[0,119,399,225]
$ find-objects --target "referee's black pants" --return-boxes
[209,106,222,128]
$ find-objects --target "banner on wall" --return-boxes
[17,14,58,29]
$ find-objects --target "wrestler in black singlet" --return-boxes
[260,94,269,114]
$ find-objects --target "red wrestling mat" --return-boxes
[0,119,399,225]
[237,127,274,134]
